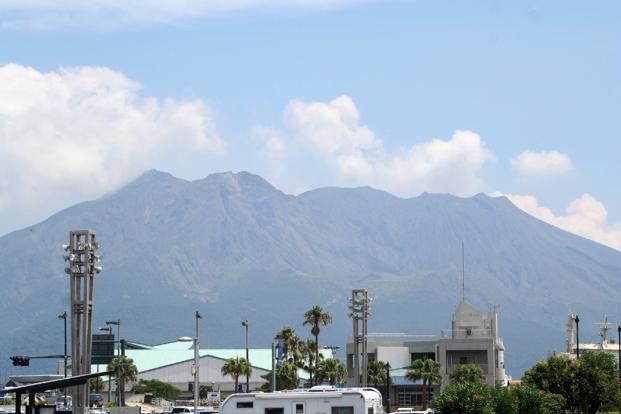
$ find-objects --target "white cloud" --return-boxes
[511,150,573,176]
[493,192,621,251]
[0,0,366,29]
[267,95,494,196]
[253,126,287,159]
[0,63,223,233]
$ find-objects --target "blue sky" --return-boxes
[0,0,619,248]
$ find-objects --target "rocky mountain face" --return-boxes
[1,170,620,379]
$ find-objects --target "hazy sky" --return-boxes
[0,0,619,250]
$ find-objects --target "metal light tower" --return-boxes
[242,320,249,393]
[348,288,371,386]
[63,230,102,414]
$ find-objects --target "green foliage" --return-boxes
[260,362,300,391]
[449,364,485,385]
[89,376,104,393]
[432,381,494,414]
[107,355,139,382]
[107,355,139,406]
[367,360,391,388]
[302,305,332,386]
[492,386,517,414]
[131,379,181,401]
[523,351,618,414]
[199,385,213,399]
[315,358,348,385]
[274,327,301,363]
[406,358,442,409]
[433,381,565,414]
[221,357,252,393]
[297,339,319,384]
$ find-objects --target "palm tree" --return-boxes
[449,364,484,384]
[405,358,441,410]
[274,327,300,363]
[221,357,252,393]
[303,305,332,385]
[315,358,348,385]
[367,360,389,388]
[107,355,138,406]
[297,339,318,386]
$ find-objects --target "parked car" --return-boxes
[89,394,104,408]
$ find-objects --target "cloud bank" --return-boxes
[495,192,621,251]
[0,63,223,233]
[260,95,494,197]
[511,150,573,177]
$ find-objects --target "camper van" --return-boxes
[220,386,384,414]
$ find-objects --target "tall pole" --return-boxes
[617,325,620,414]
[271,341,276,392]
[194,311,202,413]
[242,320,249,392]
[58,312,68,407]
[106,320,121,405]
[575,315,580,359]
[64,230,101,414]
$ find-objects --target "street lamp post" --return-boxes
[99,326,113,403]
[617,325,620,414]
[179,311,203,413]
[58,312,68,407]
[105,320,121,405]
[384,362,391,413]
[575,315,580,359]
[242,320,249,393]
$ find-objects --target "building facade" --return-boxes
[345,301,507,409]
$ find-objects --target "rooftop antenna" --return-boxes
[593,315,611,348]
[461,241,465,303]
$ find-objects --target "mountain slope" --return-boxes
[0,170,620,379]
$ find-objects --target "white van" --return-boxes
[220,386,384,414]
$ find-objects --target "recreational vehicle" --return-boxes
[220,386,384,414]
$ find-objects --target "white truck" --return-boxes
[219,386,385,414]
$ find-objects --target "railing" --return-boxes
[440,329,493,339]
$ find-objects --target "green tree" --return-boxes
[199,385,213,399]
[367,360,390,388]
[221,357,252,393]
[315,358,348,385]
[406,358,441,409]
[574,351,618,414]
[90,376,104,393]
[302,305,332,385]
[492,386,517,414]
[107,355,138,406]
[523,351,617,413]
[297,339,319,386]
[131,379,181,401]
[274,327,300,363]
[523,354,576,410]
[449,364,485,385]
[260,362,300,391]
[431,381,494,414]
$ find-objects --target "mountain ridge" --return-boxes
[0,170,619,380]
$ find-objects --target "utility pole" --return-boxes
[242,320,249,392]
[194,311,202,413]
[58,312,68,407]
[63,230,102,414]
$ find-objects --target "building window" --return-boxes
[459,357,469,365]
[265,408,284,414]
[237,402,253,408]
[397,391,422,406]
[295,403,304,414]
